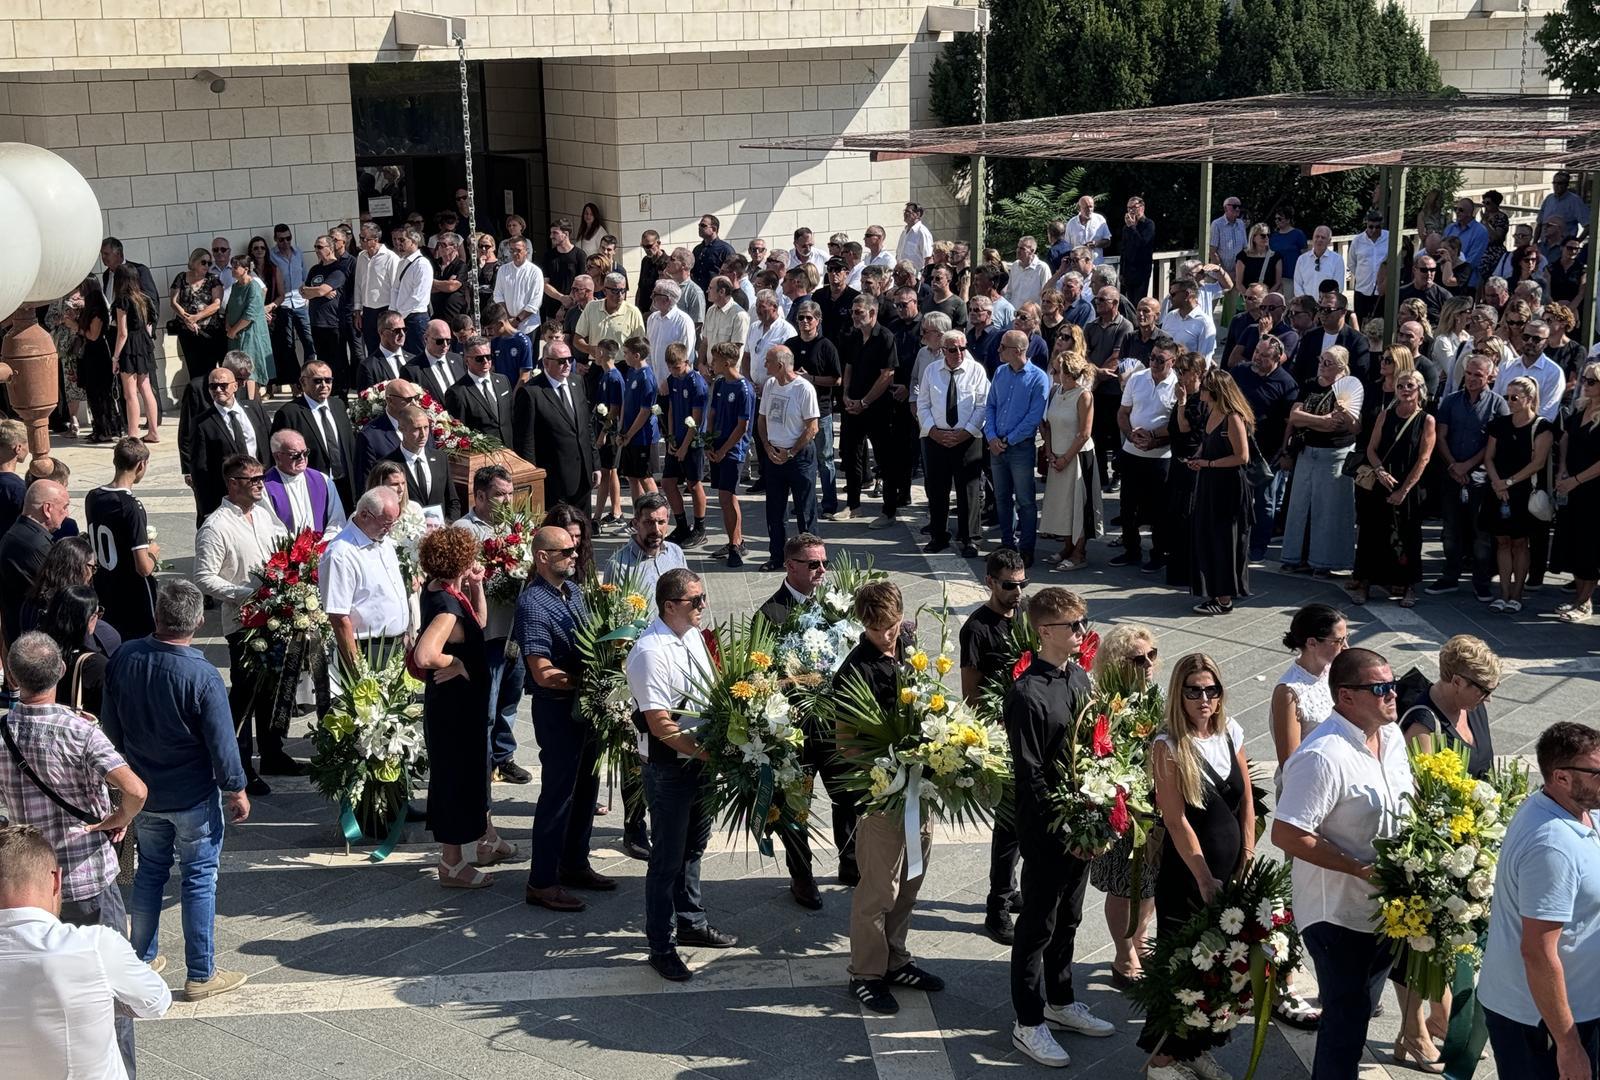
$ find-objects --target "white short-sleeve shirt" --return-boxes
[389,252,433,316]
[758,376,820,449]
[626,616,715,756]
[319,522,411,639]
[1119,367,1178,459]
[1276,712,1414,933]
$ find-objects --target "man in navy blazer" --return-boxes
[444,336,513,445]
[355,378,422,482]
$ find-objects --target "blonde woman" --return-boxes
[1138,653,1253,1080]
[1088,625,1161,987]
[1349,370,1436,608]
[1186,368,1254,615]
[1234,223,1282,293]
[1554,361,1600,621]
[1281,346,1363,574]
[1482,375,1553,612]
[1431,295,1473,390]
[1039,352,1100,569]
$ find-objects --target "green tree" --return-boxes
[1536,0,1600,94]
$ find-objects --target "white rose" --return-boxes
[304,593,321,611]
[293,614,310,630]
[684,416,697,429]
[1444,894,1470,919]
[1409,934,1436,954]
[267,617,281,631]
[1467,870,1494,899]
[595,403,609,418]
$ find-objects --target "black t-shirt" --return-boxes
[335,253,357,317]
[959,603,1013,675]
[929,294,967,331]
[84,486,155,638]
[433,257,469,322]
[304,262,347,329]
[839,324,898,402]
[786,334,842,412]
[1396,282,1453,323]
[540,246,585,318]
[834,638,901,704]
[811,285,859,343]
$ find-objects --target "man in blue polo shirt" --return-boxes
[985,330,1050,567]
[1480,721,1600,1079]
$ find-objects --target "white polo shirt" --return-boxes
[389,252,432,317]
[1064,213,1111,263]
[744,317,796,374]
[492,259,546,333]
[1276,712,1414,933]
[1159,306,1217,359]
[626,615,715,757]
[646,306,698,384]
[1293,248,1348,300]
[1005,257,1051,308]
[1494,354,1566,422]
[1119,367,1178,459]
[319,521,411,639]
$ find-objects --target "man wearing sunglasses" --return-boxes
[184,364,271,523]
[1480,721,1600,1080]
[1274,647,1414,1080]
[272,361,358,510]
[355,377,424,482]
[261,429,345,536]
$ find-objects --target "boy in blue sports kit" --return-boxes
[663,342,709,547]
[706,340,754,567]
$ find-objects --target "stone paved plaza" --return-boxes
[34,426,1600,1080]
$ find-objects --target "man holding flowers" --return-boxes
[458,465,530,786]
[1480,721,1600,1080]
[1006,587,1117,1069]
[1273,646,1413,1080]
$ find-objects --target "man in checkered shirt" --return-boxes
[0,632,149,1073]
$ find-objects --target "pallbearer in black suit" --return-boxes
[272,360,358,510]
[756,532,859,910]
[383,405,461,521]
[185,364,271,522]
[513,341,595,514]
[177,351,254,522]
[358,311,411,390]
[355,378,420,482]
[403,318,465,412]
[445,336,514,445]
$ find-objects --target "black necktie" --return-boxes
[945,368,959,428]
[228,409,247,454]
[557,381,575,423]
[478,378,494,410]
[412,457,429,504]
[319,407,343,478]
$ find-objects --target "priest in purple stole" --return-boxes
[264,428,347,536]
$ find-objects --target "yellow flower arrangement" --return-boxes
[935,655,953,676]
[730,680,755,700]
[748,650,773,669]
[625,592,648,614]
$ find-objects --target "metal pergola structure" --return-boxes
[744,91,1600,342]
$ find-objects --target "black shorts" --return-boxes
[597,440,619,469]
[620,443,658,480]
[663,446,705,482]
[710,454,744,491]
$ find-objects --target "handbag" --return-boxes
[1349,407,1421,492]
[1244,434,1272,489]
[1528,488,1555,522]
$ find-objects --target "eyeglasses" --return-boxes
[277,449,309,461]
[478,243,494,250]
[228,473,265,485]
[1318,306,1339,315]
[795,314,817,323]
[386,394,421,405]
[1459,675,1496,700]
[787,558,826,570]
[208,381,234,390]
[1182,684,1223,700]
[541,545,577,558]
[668,594,708,609]
[1506,319,1528,328]
[995,579,1027,591]
[605,287,626,295]
[1416,266,1437,274]
[1037,618,1090,634]
[1316,634,1349,648]
[1584,376,1599,387]
[306,376,334,385]
[380,326,404,336]
[198,259,212,267]
[1340,680,1397,697]
[1559,764,1600,777]
[1524,335,1548,344]
[1129,649,1158,667]
[212,246,230,253]
[942,345,963,354]
[427,336,450,344]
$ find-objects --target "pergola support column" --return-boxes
[1197,160,1213,260]
[1587,172,1600,347]
[1381,164,1407,347]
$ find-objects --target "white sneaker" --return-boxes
[1043,1000,1116,1037]
[1186,1050,1232,1080]
[1011,1022,1071,1068]
[1147,1064,1199,1080]
[822,507,855,521]
[868,514,897,530]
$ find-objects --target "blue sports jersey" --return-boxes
[490,333,534,385]
[594,365,625,435]
[710,375,755,460]
[622,363,659,447]
[666,370,708,445]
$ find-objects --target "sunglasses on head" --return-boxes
[1182,684,1222,700]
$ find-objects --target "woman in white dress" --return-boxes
[1039,350,1101,568]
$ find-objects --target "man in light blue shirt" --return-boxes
[270,223,316,378]
[1538,172,1590,242]
[984,330,1049,566]
[1480,721,1600,1080]
[1444,197,1490,288]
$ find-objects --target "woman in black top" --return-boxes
[169,247,225,381]
[1544,303,1587,390]
[38,585,110,717]
[1350,370,1435,608]
[72,280,122,443]
[1233,223,1282,293]
[1554,361,1600,622]
[1164,354,1207,589]
[1481,375,1553,612]
[110,264,159,443]
[1186,368,1254,615]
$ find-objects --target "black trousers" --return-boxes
[776,720,859,882]
[987,784,1019,916]
[841,406,902,514]
[226,630,285,774]
[311,326,347,395]
[890,406,917,506]
[923,435,983,543]
[1010,839,1091,1025]
[1116,451,1170,558]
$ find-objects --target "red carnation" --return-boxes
[1012,650,1032,680]
[1108,788,1130,833]
[1092,713,1113,758]
[1076,630,1100,671]
[702,628,721,667]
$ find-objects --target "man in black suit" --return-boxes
[357,311,411,391]
[355,378,421,482]
[185,365,272,522]
[402,318,464,412]
[444,335,513,445]
[178,352,254,519]
[272,360,358,509]
[383,405,460,521]
[754,532,858,910]
[512,341,594,514]
[99,236,159,324]
[1291,291,1371,385]
[0,480,69,646]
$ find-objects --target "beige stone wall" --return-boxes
[0,0,931,72]
[540,46,914,265]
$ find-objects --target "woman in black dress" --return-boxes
[1482,375,1553,613]
[1165,353,1207,589]
[110,264,159,443]
[1350,370,1435,608]
[413,525,516,888]
[1233,223,1282,293]
[1139,653,1254,1080]
[169,247,225,381]
[1554,360,1600,622]
[72,279,121,443]
[1187,368,1254,615]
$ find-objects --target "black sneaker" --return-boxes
[758,559,783,572]
[1107,551,1140,568]
[245,775,271,797]
[1474,585,1494,602]
[886,962,945,992]
[667,523,691,546]
[493,761,533,784]
[622,837,651,860]
[709,542,732,559]
[258,755,307,776]
[1423,578,1459,595]
[746,482,766,494]
[839,863,861,887]
[684,525,707,548]
[850,978,899,1014]
[924,537,949,554]
[984,911,1015,945]
[727,548,744,568]
[649,950,692,982]
[1140,557,1165,574]
[959,543,979,559]
[677,924,738,948]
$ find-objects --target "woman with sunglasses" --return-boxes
[1349,369,1436,609]
[1388,635,1503,1070]
[412,524,514,889]
[224,255,273,401]
[474,233,500,316]
[1483,375,1553,612]
[170,247,226,382]
[1553,361,1600,622]
[37,585,110,718]
[1541,303,1586,395]
[1505,243,1550,306]
[1139,653,1252,1080]
[1087,624,1161,988]
[1234,223,1282,294]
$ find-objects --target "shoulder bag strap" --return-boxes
[0,712,99,824]
[1375,407,1422,469]
[69,652,91,712]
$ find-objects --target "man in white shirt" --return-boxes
[388,227,433,358]
[1495,318,1566,422]
[263,429,346,536]
[917,329,990,556]
[742,292,796,383]
[1348,212,1389,322]
[1274,647,1413,1080]
[321,486,410,667]
[787,228,828,275]
[1005,236,1050,308]
[0,824,171,1080]
[757,344,821,570]
[1110,338,1179,573]
[1292,226,1347,300]
[646,280,698,384]
[627,568,734,982]
[863,225,896,271]
[895,202,935,271]
[493,237,545,336]
[1064,196,1111,264]
[1157,279,1217,359]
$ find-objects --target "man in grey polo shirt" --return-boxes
[1427,355,1509,602]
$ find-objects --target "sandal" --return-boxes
[438,857,492,889]
[473,837,518,867]
[1399,591,1417,609]
[1274,991,1322,1030]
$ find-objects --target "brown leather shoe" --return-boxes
[558,867,618,891]
[525,885,586,911]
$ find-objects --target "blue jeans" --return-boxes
[270,302,315,382]
[1250,468,1286,560]
[526,696,600,888]
[1302,921,1393,1079]
[642,756,712,954]
[130,792,225,982]
[1485,1007,1600,1079]
[401,312,428,358]
[486,637,524,766]
[990,441,1039,555]
[765,444,818,564]
[816,412,838,513]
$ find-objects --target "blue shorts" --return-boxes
[664,446,705,482]
[710,454,745,492]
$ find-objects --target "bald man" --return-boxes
[356,378,425,480]
[402,318,464,410]
[0,480,70,645]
